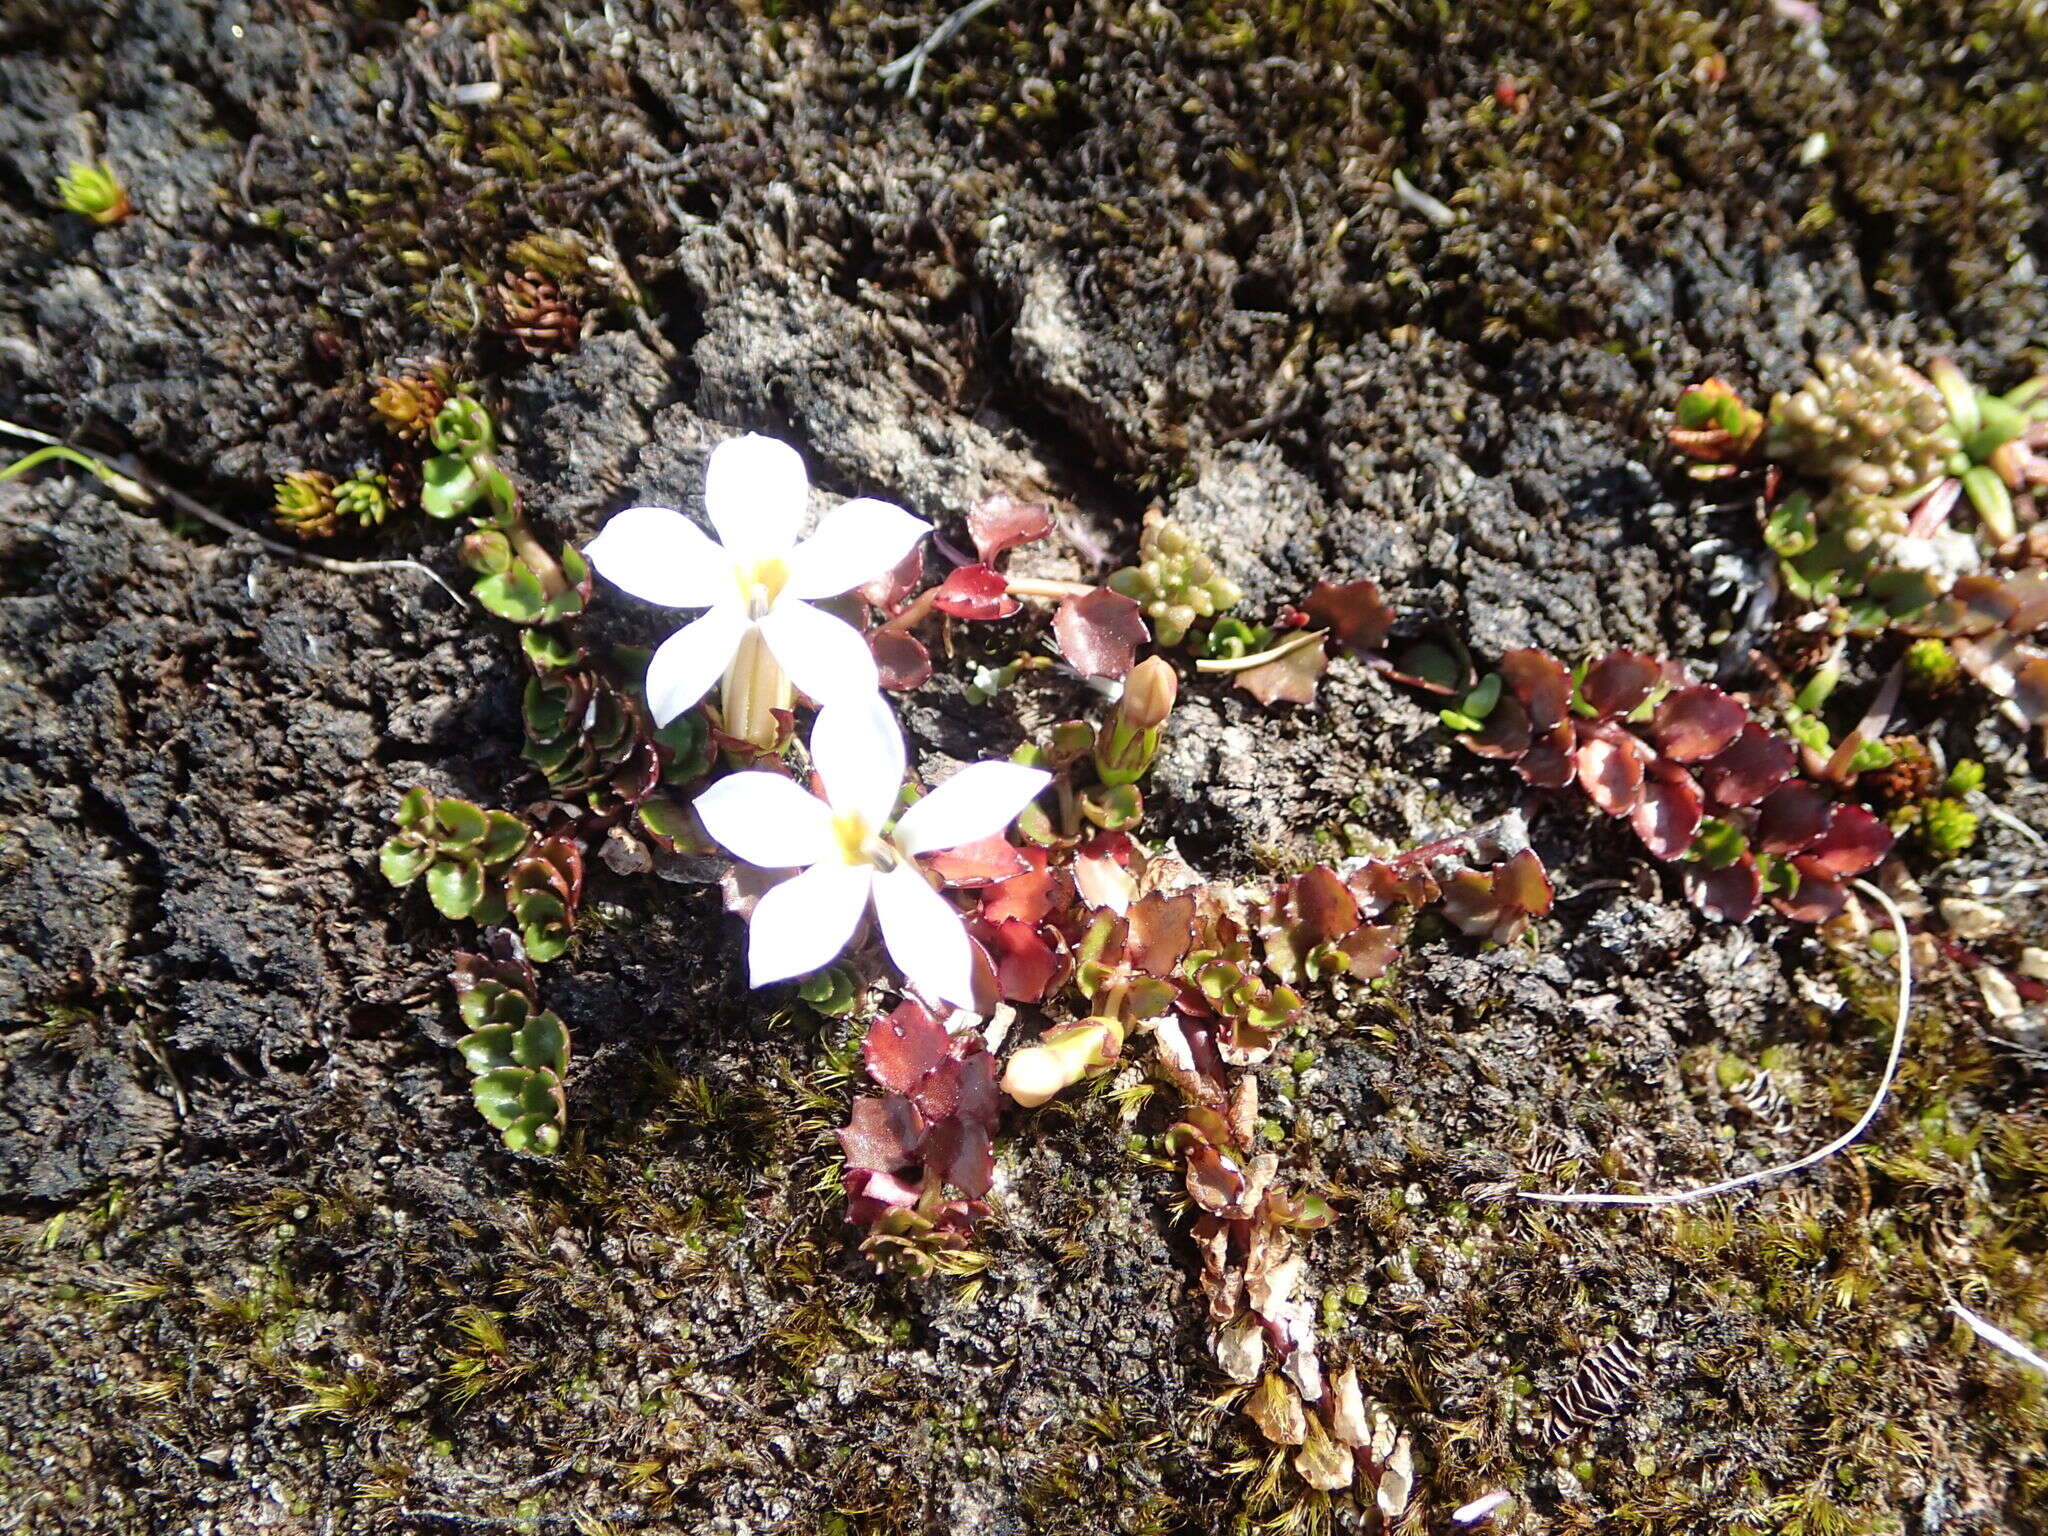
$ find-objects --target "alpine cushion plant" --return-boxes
[583,434,932,751]
[694,695,1050,1008]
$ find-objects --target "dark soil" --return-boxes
[1,1,2044,1532]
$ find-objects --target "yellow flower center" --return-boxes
[737,556,790,620]
[832,811,897,870]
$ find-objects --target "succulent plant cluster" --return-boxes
[1670,351,2048,732]
[452,946,570,1154]
[55,160,131,225]
[369,368,453,442]
[495,269,584,355]
[379,789,529,923]
[837,1000,999,1278]
[1107,511,1246,647]
[1444,648,1892,923]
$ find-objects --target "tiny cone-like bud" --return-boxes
[1001,1018,1124,1108]
[1119,656,1179,731]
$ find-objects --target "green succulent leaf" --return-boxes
[514,1012,570,1075]
[474,567,548,624]
[426,858,487,920]
[379,838,430,887]
[472,1067,560,1130]
[500,1113,562,1154]
[459,1025,519,1075]
[479,812,530,865]
[395,785,433,828]
[419,455,482,520]
[435,798,489,847]
[522,628,583,671]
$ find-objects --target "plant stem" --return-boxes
[505,513,568,600]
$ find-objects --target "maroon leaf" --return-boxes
[967,494,1054,564]
[1581,650,1663,718]
[953,1041,1001,1136]
[1235,636,1328,706]
[1344,924,1402,980]
[1460,692,1532,760]
[1500,649,1573,730]
[1795,804,1892,878]
[981,847,1059,926]
[1517,721,1579,787]
[1304,579,1394,652]
[1442,867,1531,944]
[860,545,925,614]
[1630,761,1703,859]
[986,918,1062,1002]
[923,832,1031,887]
[1576,723,1647,815]
[865,1001,951,1094]
[1754,781,1834,854]
[843,1166,922,1225]
[1696,724,1797,809]
[1126,891,1197,976]
[1772,875,1847,925]
[837,1095,925,1171]
[1054,587,1149,678]
[1684,857,1763,923]
[921,1115,994,1199]
[1345,860,1403,919]
[1496,847,1554,918]
[1652,685,1747,762]
[931,564,1019,621]
[871,627,932,691]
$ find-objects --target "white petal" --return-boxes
[757,599,880,707]
[809,694,906,830]
[692,771,838,869]
[583,506,733,609]
[746,862,874,987]
[704,433,809,563]
[644,602,748,724]
[785,498,933,600]
[893,761,1051,856]
[872,863,977,1008]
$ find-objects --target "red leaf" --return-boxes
[1773,875,1848,925]
[843,1166,922,1224]
[1754,781,1834,854]
[1581,650,1663,717]
[923,832,1031,887]
[1684,857,1763,923]
[1343,924,1401,980]
[921,1115,994,1199]
[860,545,925,614]
[967,494,1054,564]
[932,564,1019,621]
[1795,804,1891,878]
[864,1000,950,1093]
[837,1095,925,1171]
[1496,848,1554,917]
[1517,721,1579,788]
[1696,724,1797,809]
[1345,860,1403,919]
[1652,685,1747,762]
[1235,636,1327,706]
[987,919,1062,1003]
[982,847,1059,926]
[1500,649,1572,730]
[1460,692,1532,760]
[1303,580,1394,652]
[1127,891,1197,976]
[1441,868,1516,943]
[1054,587,1149,678]
[1576,723,1647,815]
[871,627,932,691]
[1630,762,1703,860]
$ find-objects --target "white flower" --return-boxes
[694,696,1050,1007]
[583,434,931,723]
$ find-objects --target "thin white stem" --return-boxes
[1193,629,1327,675]
[1948,1300,2048,1376]
[1519,878,1912,1207]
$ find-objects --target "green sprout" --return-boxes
[56,161,132,225]
[273,470,339,539]
[1920,798,1979,859]
[454,969,570,1154]
[797,962,864,1017]
[1106,513,1243,647]
[333,470,392,532]
[379,789,529,922]
[1903,638,1959,694]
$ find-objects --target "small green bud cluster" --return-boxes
[273,470,339,538]
[1767,347,1958,510]
[797,962,865,1017]
[1919,797,1979,859]
[1107,514,1244,647]
[453,956,570,1154]
[1902,638,1960,693]
[56,161,131,225]
[379,788,529,922]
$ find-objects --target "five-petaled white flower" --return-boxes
[694,696,1050,1008]
[584,434,931,724]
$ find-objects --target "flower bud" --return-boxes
[1119,656,1179,731]
[1000,1018,1124,1108]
